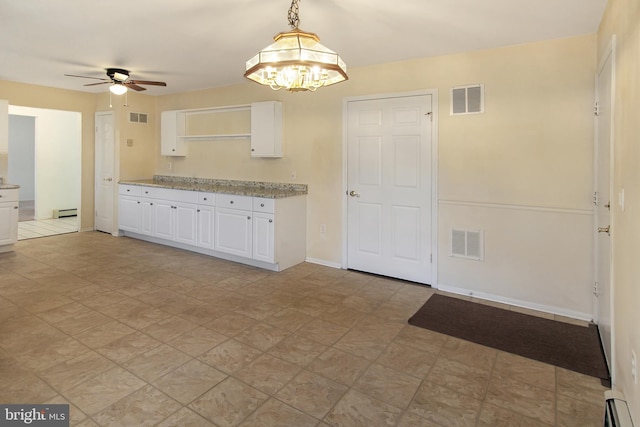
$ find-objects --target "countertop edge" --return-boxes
[119,179,307,199]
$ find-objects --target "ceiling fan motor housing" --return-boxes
[107,68,129,82]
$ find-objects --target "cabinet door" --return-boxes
[161,111,187,156]
[0,202,18,245]
[154,199,174,240]
[251,101,282,158]
[139,199,155,235]
[197,205,215,249]
[118,196,141,232]
[214,207,252,258]
[252,212,275,263]
[174,202,198,245]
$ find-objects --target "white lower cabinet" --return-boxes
[154,199,198,245]
[214,207,252,258]
[118,184,306,271]
[196,205,215,249]
[0,189,19,248]
[252,212,274,263]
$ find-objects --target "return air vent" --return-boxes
[451,228,484,260]
[451,84,484,115]
[129,112,148,124]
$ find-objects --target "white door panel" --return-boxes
[347,94,434,284]
[95,112,115,233]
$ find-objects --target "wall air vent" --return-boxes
[129,112,148,124]
[451,228,484,261]
[451,84,484,115]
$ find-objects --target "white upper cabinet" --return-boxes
[160,110,187,156]
[251,101,282,158]
[160,102,282,158]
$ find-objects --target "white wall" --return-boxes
[8,115,36,200]
[0,99,7,181]
[9,106,81,220]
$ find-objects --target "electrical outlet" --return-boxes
[167,162,172,171]
[632,350,637,385]
[290,171,297,180]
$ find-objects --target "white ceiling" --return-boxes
[0,0,607,95]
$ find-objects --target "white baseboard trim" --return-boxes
[437,283,593,322]
[305,257,343,269]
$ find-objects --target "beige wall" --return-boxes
[598,0,640,420]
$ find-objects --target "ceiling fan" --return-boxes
[65,68,167,93]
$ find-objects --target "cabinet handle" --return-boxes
[247,216,251,220]
[204,197,207,201]
[260,203,265,207]
[197,209,200,212]
[230,201,234,204]
[269,219,273,223]
[126,189,130,192]
[14,206,19,209]
[150,203,154,206]
[172,149,175,152]
[137,201,140,204]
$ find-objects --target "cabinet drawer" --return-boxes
[216,193,252,211]
[0,189,19,202]
[252,197,274,213]
[198,192,216,206]
[140,186,155,198]
[155,188,199,203]
[119,185,141,197]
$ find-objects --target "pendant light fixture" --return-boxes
[244,0,348,92]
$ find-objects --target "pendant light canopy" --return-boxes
[244,0,348,92]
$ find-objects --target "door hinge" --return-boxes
[593,281,599,297]
[430,253,433,263]
[594,102,600,116]
[593,192,599,206]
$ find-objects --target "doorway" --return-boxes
[344,91,438,285]
[8,106,81,239]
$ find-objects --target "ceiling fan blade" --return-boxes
[84,81,111,87]
[129,80,167,87]
[124,83,146,91]
[65,74,109,81]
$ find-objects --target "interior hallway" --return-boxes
[0,232,607,426]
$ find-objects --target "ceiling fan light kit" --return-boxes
[109,83,128,95]
[244,0,348,92]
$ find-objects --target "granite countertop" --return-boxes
[0,184,20,190]
[119,175,307,199]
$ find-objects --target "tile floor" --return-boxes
[18,217,79,240]
[0,232,608,426]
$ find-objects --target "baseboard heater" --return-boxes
[52,208,77,218]
[604,390,635,427]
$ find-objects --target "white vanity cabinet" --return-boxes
[0,188,19,250]
[214,194,253,258]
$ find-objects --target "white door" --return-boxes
[595,40,615,371]
[346,94,434,284]
[95,112,115,233]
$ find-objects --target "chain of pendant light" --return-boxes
[287,0,300,29]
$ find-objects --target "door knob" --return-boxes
[348,190,360,198]
[103,178,112,182]
[598,226,610,234]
